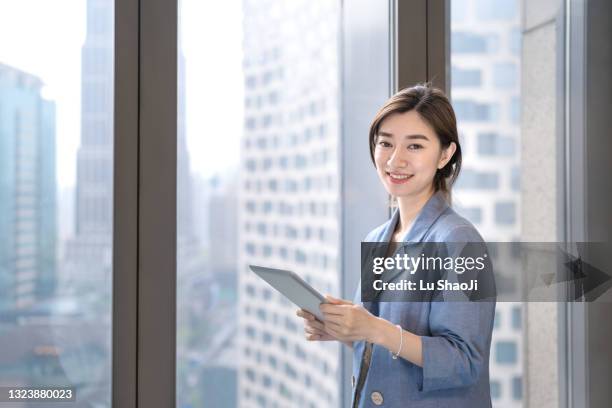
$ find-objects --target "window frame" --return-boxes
[113,0,178,406]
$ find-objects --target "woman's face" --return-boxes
[373,110,456,200]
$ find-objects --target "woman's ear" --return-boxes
[438,141,457,169]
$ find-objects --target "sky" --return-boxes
[0,0,244,189]
[0,0,86,189]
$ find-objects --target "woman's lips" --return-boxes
[386,172,414,184]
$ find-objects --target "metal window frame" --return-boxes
[113,0,177,406]
[562,0,588,406]
[558,0,612,406]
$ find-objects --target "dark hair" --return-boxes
[368,83,462,203]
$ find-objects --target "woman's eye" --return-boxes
[378,141,391,147]
[408,144,423,150]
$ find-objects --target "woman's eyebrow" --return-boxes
[378,131,429,140]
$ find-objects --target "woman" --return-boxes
[297,84,496,407]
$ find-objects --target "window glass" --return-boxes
[451,1,524,407]
[176,1,341,407]
[0,1,113,406]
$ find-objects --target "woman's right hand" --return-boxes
[296,309,337,341]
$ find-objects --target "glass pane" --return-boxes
[451,0,563,407]
[451,0,524,407]
[177,0,341,407]
[0,0,113,405]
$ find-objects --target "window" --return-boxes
[477,132,516,156]
[452,32,498,54]
[455,169,499,190]
[495,201,516,225]
[454,99,499,122]
[496,341,518,364]
[452,66,482,87]
[490,380,502,399]
[512,305,522,329]
[0,1,114,405]
[451,2,526,406]
[176,1,342,406]
[512,376,523,400]
[476,0,518,20]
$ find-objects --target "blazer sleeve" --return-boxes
[418,226,497,393]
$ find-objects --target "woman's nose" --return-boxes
[387,148,407,168]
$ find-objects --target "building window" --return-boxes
[495,201,516,225]
[455,168,499,190]
[510,166,520,191]
[495,341,518,364]
[477,132,516,156]
[452,32,498,54]
[512,305,521,329]
[454,99,499,122]
[452,66,482,87]
[490,380,502,399]
[476,0,518,20]
[512,376,523,400]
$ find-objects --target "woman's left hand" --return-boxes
[319,295,380,343]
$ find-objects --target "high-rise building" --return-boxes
[0,62,57,313]
[238,1,341,406]
[451,0,523,405]
[64,0,114,292]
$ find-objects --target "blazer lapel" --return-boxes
[372,191,449,300]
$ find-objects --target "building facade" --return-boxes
[238,0,341,406]
[0,62,57,312]
[451,0,523,406]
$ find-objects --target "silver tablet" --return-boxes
[249,264,327,321]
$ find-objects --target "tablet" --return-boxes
[249,264,327,321]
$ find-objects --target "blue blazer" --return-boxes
[352,191,496,407]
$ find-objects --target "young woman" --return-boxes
[297,84,496,407]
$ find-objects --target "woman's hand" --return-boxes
[296,308,337,342]
[319,295,380,343]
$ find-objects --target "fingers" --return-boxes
[319,304,347,316]
[305,319,326,332]
[304,324,326,335]
[296,309,315,320]
[304,324,330,341]
[324,294,353,305]
[306,333,321,341]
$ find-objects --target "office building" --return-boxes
[238,0,341,406]
[0,62,57,312]
[451,0,523,405]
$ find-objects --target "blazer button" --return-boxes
[370,391,384,405]
[351,375,356,388]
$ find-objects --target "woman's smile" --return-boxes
[386,171,414,184]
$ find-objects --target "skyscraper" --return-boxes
[64,0,114,292]
[0,62,57,312]
[238,1,341,406]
